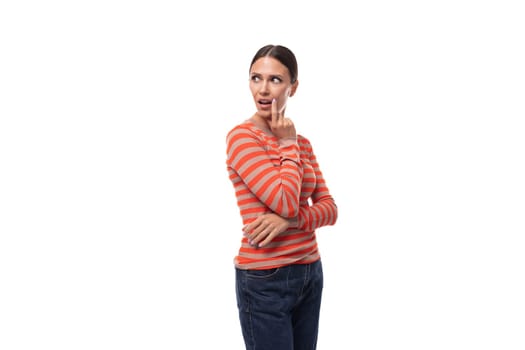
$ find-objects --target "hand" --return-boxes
[242,213,291,247]
[270,99,296,140]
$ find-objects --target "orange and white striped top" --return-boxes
[226,120,338,270]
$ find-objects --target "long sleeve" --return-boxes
[226,124,303,218]
[226,122,337,270]
[294,137,338,231]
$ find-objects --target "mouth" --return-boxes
[257,99,273,109]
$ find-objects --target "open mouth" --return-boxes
[258,99,272,105]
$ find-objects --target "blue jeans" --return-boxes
[235,260,323,350]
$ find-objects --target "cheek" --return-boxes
[278,96,289,112]
[249,83,256,94]
[276,88,290,100]
[282,86,293,99]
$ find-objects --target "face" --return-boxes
[249,56,298,119]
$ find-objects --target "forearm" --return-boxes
[294,196,338,231]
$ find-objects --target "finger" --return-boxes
[244,226,260,243]
[242,225,251,235]
[271,98,279,124]
[258,229,278,247]
[250,225,273,246]
[243,216,264,233]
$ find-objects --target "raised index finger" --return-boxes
[271,98,279,124]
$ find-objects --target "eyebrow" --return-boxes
[250,72,285,79]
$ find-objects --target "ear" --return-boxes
[289,80,299,97]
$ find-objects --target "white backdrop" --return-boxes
[1,1,524,349]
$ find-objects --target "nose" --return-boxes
[259,80,270,95]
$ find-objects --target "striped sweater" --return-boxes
[226,120,338,270]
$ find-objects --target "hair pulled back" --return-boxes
[250,44,298,84]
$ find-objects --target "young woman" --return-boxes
[225,44,338,350]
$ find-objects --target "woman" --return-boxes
[225,44,338,350]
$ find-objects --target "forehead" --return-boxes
[250,56,289,77]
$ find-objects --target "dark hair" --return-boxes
[250,44,298,84]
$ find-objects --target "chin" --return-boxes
[256,111,271,119]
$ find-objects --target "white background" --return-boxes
[1,1,524,349]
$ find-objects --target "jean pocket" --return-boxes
[246,267,280,279]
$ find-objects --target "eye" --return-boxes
[271,76,282,83]
[250,75,261,82]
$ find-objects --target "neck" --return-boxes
[250,114,272,134]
